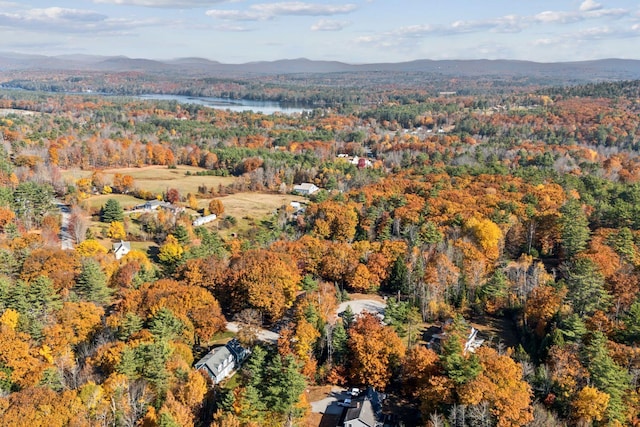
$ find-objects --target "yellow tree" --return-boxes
[208,199,224,216]
[107,221,126,239]
[459,347,533,427]
[348,312,406,389]
[226,249,301,321]
[75,240,108,257]
[572,385,609,425]
[466,216,503,261]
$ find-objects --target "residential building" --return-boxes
[112,240,131,260]
[293,183,320,195]
[343,387,384,427]
[193,214,217,227]
[194,339,250,384]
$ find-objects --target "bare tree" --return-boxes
[234,308,262,346]
[68,205,90,244]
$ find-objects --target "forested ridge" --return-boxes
[0,77,638,426]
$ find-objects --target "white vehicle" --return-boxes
[349,387,361,397]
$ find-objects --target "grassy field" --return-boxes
[207,192,305,232]
[66,165,308,242]
[84,194,143,210]
[63,165,236,196]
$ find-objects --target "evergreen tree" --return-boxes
[559,313,588,342]
[342,305,355,329]
[387,256,409,294]
[265,355,306,426]
[559,199,590,259]
[75,258,112,305]
[171,224,190,246]
[331,322,348,363]
[561,258,610,316]
[243,345,267,388]
[621,300,640,344]
[12,182,54,228]
[149,307,184,341]
[118,312,144,340]
[583,332,631,423]
[440,315,482,386]
[100,198,124,223]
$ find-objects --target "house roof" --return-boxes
[112,240,131,252]
[194,339,250,379]
[195,346,233,378]
[344,400,377,427]
[293,183,318,190]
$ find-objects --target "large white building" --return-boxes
[194,339,250,384]
[293,183,320,195]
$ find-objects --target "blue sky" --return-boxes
[1,0,639,63]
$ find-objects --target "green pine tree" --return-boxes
[149,308,184,341]
[561,258,610,316]
[75,258,112,305]
[559,199,590,259]
[101,198,124,223]
[583,331,631,423]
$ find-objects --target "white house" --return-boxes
[140,200,164,211]
[193,214,217,227]
[293,183,320,196]
[112,240,131,260]
[194,339,250,384]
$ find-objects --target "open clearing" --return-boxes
[212,192,304,231]
[62,165,236,195]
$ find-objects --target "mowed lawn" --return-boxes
[62,165,236,196]
[203,192,305,232]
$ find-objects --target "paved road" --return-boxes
[226,321,279,343]
[56,202,74,250]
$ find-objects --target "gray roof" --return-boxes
[195,346,234,378]
[345,400,377,427]
[112,240,131,251]
[194,339,250,380]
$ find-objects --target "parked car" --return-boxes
[348,387,361,397]
[338,398,352,407]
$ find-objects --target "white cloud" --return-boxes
[251,2,356,16]
[93,0,228,8]
[205,9,266,21]
[214,23,252,31]
[310,19,349,31]
[0,6,159,34]
[579,0,602,12]
[206,1,357,22]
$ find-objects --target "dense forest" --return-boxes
[0,73,639,427]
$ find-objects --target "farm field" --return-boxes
[211,192,304,229]
[62,165,236,196]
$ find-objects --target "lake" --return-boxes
[137,94,309,115]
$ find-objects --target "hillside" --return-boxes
[2,52,640,81]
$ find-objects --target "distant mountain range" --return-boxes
[1,52,640,81]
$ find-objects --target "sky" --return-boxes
[0,0,639,64]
